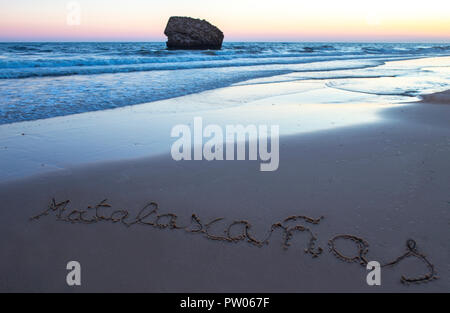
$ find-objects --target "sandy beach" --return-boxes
[0,86,449,292]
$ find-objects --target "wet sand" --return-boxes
[421,90,450,104]
[0,91,449,292]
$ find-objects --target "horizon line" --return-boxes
[0,40,449,44]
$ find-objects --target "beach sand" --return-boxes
[421,90,450,104]
[0,89,449,292]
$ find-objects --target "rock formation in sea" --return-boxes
[164,16,224,50]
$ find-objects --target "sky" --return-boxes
[0,0,449,42]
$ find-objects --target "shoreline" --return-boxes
[0,88,449,292]
[3,55,450,183]
[420,90,450,104]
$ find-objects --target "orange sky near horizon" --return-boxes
[0,0,449,42]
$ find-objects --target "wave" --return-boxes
[0,42,449,125]
[0,55,387,79]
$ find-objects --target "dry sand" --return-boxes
[0,92,449,293]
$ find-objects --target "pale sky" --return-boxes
[0,0,449,42]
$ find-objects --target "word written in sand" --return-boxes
[31,199,438,285]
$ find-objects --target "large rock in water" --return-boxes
[164,16,224,50]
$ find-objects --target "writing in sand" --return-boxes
[31,198,438,285]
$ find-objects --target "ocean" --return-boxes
[0,42,449,125]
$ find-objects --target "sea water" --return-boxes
[0,42,449,125]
